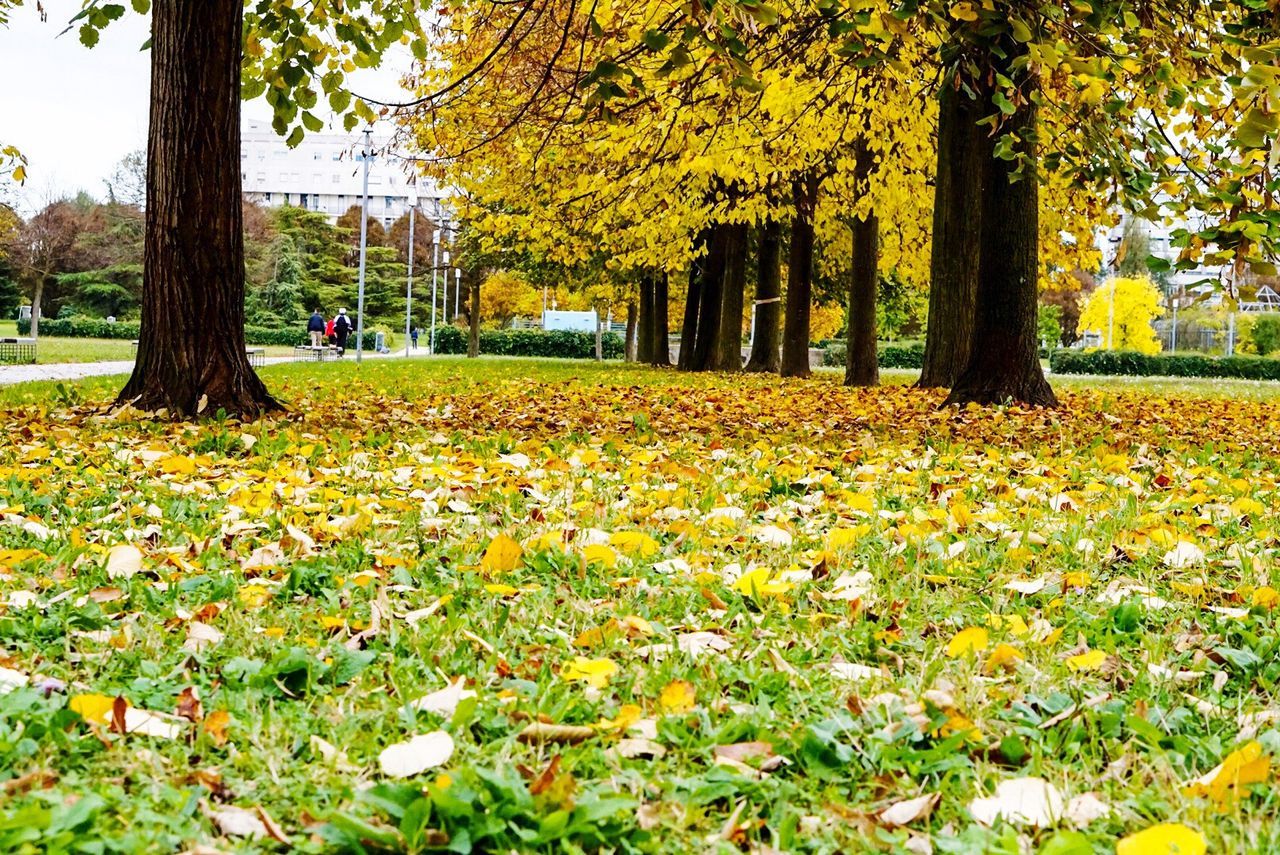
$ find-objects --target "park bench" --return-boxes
[294,345,336,362]
[0,338,36,365]
[132,340,266,368]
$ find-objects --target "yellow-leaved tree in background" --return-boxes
[1079,277,1164,355]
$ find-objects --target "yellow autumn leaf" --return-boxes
[1252,586,1279,608]
[945,627,989,658]
[659,680,696,713]
[480,534,523,573]
[731,567,793,598]
[609,531,659,558]
[70,693,117,724]
[596,703,642,731]
[1116,823,1206,855]
[828,526,868,550]
[582,543,618,568]
[1066,649,1108,672]
[484,583,521,597]
[560,656,618,689]
[983,643,1023,674]
[1184,741,1270,805]
[238,584,273,609]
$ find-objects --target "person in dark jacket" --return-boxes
[333,309,353,356]
[307,309,325,347]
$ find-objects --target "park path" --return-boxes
[0,352,420,387]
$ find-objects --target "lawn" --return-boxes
[0,321,297,364]
[2,359,1280,853]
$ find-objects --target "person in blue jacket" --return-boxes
[307,308,325,347]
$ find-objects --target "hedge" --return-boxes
[1050,349,1280,381]
[433,326,624,359]
[822,341,925,369]
[18,317,305,347]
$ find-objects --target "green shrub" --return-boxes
[17,316,307,347]
[1252,315,1280,356]
[822,341,925,369]
[1050,348,1280,380]
[433,326,623,359]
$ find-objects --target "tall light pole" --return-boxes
[405,189,417,357]
[454,268,461,325]
[355,126,372,363]
[429,225,440,353]
[442,249,451,327]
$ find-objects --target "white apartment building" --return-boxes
[240,119,446,226]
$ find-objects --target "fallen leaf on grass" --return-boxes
[378,731,455,778]
[0,666,29,694]
[969,777,1064,828]
[1064,793,1111,827]
[105,544,143,580]
[1183,741,1270,806]
[659,680,696,713]
[1066,649,1108,672]
[945,627,988,658]
[183,621,223,653]
[1116,823,1205,855]
[411,678,476,717]
[517,722,596,744]
[480,533,522,573]
[614,737,666,759]
[205,804,267,838]
[560,656,618,688]
[203,710,231,745]
[878,793,939,827]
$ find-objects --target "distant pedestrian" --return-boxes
[411,327,419,349]
[307,308,325,347]
[333,309,353,356]
[325,317,336,345]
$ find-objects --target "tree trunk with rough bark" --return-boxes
[746,221,782,373]
[624,299,637,362]
[637,274,655,364]
[919,78,984,389]
[29,280,43,340]
[845,145,880,387]
[677,236,707,371]
[650,270,670,366]
[117,0,278,417]
[946,52,1057,408]
[711,222,747,372]
[468,275,480,358]
[782,173,820,378]
[689,223,727,372]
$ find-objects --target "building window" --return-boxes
[332,152,342,161]
[265,192,272,203]
[313,152,323,161]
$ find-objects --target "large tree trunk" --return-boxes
[624,299,638,362]
[711,222,747,371]
[745,220,782,373]
[782,172,820,378]
[468,275,480,358]
[845,145,880,387]
[28,280,43,340]
[689,223,727,371]
[637,274,655,364]
[117,0,278,417]
[650,270,670,366]
[677,235,707,371]
[919,77,984,388]
[945,54,1057,408]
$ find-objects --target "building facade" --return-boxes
[240,119,446,226]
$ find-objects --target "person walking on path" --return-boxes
[334,309,353,356]
[307,308,326,347]
[325,316,336,345]
[411,327,419,350]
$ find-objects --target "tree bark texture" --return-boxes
[946,53,1057,408]
[745,220,782,373]
[711,222,747,372]
[677,233,708,371]
[117,0,278,417]
[688,223,728,372]
[637,274,655,364]
[29,280,43,340]
[845,145,880,387]
[919,78,984,389]
[468,275,480,358]
[650,269,670,366]
[624,299,638,362]
[782,172,820,378]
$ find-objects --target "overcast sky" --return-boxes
[0,0,412,214]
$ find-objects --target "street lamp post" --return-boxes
[454,268,461,326]
[355,126,373,363]
[405,189,417,357]
[442,250,451,328]
[429,227,440,353]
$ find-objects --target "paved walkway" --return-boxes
[0,352,421,387]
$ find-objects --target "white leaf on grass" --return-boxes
[879,793,939,827]
[969,777,1064,828]
[0,666,29,694]
[124,707,186,739]
[1064,793,1111,827]
[751,525,793,547]
[1163,541,1205,568]
[826,662,881,681]
[378,731,454,778]
[106,544,143,580]
[6,590,39,610]
[826,571,875,602]
[183,621,224,653]
[410,678,476,717]
[207,805,268,838]
[676,632,732,657]
[615,737,666,759]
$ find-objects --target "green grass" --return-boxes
[0,321,297,365]
[1,359,1280,852]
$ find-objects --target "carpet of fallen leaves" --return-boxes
[3,363,1280,854]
